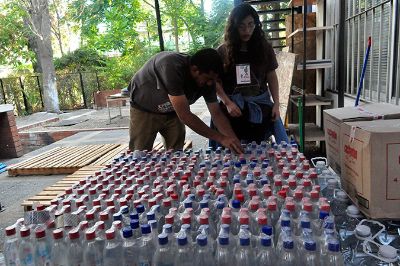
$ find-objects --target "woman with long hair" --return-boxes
[213,3,289,145]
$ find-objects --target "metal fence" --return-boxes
[0,72,101,116]
[325,0,399,105]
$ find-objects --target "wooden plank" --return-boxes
[183,140,193,151]
[91,144,128,166]
[7,147,61,169]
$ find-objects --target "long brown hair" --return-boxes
[223,3,268,70]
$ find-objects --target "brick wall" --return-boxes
[19,131,76,154]
[0,110,23,158]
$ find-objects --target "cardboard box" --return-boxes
[323,103,400,174]
[340,119,400,219]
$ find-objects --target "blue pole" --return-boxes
[355,37,372,107]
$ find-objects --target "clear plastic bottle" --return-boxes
[51,229,68,266]
[122,227,138,266]
[137,224,155,266]
[67,228,84,266]
[3,226,19,266]
[278,237,297,266]
[257,234,276,265]
[152,233,174,266]
[194,234,216,266]
[302,240,320,266]
[322,238,344,266]
[103,229,123,266]
[83,229,103,266]
[174,235,192,266]
[215,234,233,266]
[235,233,254,266]
[18,227,35,266]
[34,228,52,265]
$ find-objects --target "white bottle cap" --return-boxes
[336,191,347,200]
[327,179,338,186]
[316,161,325,167]
[346,205,361,218]
[378,245,398,260]
[355,225,371,238]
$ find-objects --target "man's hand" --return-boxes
[226,100,242,117]
[219,135,244,154]
[271,102,280,121]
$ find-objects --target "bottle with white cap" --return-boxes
[321,178,339,202]
[338,205,363,241]
[362,239,399,266]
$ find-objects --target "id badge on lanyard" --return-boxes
[236,64,251,85]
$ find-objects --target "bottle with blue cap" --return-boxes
[302,240,320,266]
[312,210,330,237]
[278,236,297,266]
[122,227,138,266]
[235,231,255,266]
[257,234,276,265]
[215,233,232,266]
[148,220,158,246]
[136,204,146,222]
[194,234,216,266]
[153,233,174,266]
[174,234,192,266]
[130,219,142,239]
[322,238,344,266]
[137,224,154,266]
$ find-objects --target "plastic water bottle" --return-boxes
[194,234,216,266]
[18,227,34,266]
[3,226,19,266]
[302,240,320,266]
[103,229,123,266]
[174,235,192,266]
[51,229,68,266]
[83,229,103,266]
[152,233,174,266]
[257,234,276,265]
[321,238,344,266]
[278,237,297,266]
[67,228,84,266]
[235,233,254,266]
[137,224,154,266]
[34,228,52,265]
[122,227,138,266]
[215,234,232,266]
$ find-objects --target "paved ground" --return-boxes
[0,99,212,252]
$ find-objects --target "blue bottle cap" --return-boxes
[223,162,230,168]
[184,201,193,209]
[235,162,242,168]
[257,149,263,155]
[218,235,229,245]
[196,234,207,246]
[240,158,246,165]
[113,213,122,221]
[121,206,129,214]
[283,240,294,249]
[262,225,273,236]
[147,212,155,221]
[188,194,196,201]
[199,162,206,168]
[240,237,250,246]
[148,220,157,230]
[177,236,188,246]
[122,227,133,238]
[305,241,317,251]
[232,200,241,209]
[319,211,329,220]
[162,224,173,234]
[215,149,221,154]
[246,178,254,185]
[200,200,208,209]
[328,240,340,252]
[233,177,241,184]
[130,219,139,229]
[260,235,272,247]
[250,162,257,169]
[301,220,311,229]
[158,233,168,245]
[136,205,145,214]
[261,177,269,185]
[216,201,225,210]
[141,224,151,234]
[130,212,138,221]
[211,162,218,168]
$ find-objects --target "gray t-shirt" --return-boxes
[128,51,217,113]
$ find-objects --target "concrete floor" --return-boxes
[0,99,212,252]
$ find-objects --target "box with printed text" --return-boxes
[340,119,400,219]
[323,103,400,174]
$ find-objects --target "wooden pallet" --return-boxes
[90,144,129,166]
[8,144,120,176]
[21,166,102,211]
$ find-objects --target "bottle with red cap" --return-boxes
[67,228,83,266]
[83,228,103,266]
[18,226,34,266]
[3,226,19,266]
[103,229,123,266]
[266,199,279,228]
[34,228,52,265]
[51,229,68,266]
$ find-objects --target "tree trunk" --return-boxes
[173,18,179,52]
[26,0,60,113]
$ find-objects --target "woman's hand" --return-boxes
[271,102,280,121]
[226,100,242,117]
